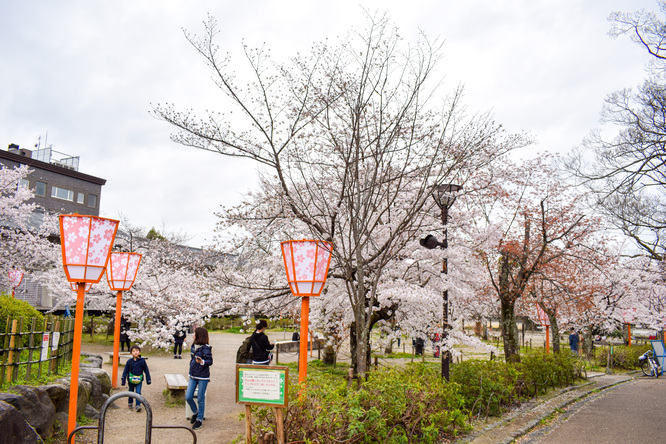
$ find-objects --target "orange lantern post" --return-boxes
[106,252,142,388]
[69,282,93,292]
[536,304,551,354]
[622,309,636,347]
[281,240,333,385]
[8,269,24,298]
[59,214,118,444]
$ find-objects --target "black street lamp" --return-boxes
[420,183,462,381]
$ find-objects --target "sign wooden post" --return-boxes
[236,364,289,444]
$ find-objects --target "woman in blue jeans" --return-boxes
[186,327,213,430]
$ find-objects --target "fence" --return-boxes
[0,315,75,387]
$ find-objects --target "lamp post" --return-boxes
[420,183,462,381]
[59,214,118,444]
[8,269,24,298]
[106,252,142,388]
[280,240,333,385]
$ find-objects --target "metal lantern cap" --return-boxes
[281,239,333,297]
[432,184,463,209]
[106,252,142,291]
[59,214,119,284]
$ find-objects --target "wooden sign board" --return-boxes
[236,365,289,408]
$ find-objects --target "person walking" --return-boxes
[121,345,151,412]
[250,319,274,365]
[173,325,187,359]
[186,327,213,430]
[119,317,131,352]
[569,328,580,355]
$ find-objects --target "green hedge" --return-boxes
[244,351,583,443]
[592,344,650,370]
[0,295,45,334]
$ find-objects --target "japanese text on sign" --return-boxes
[236,365,288,407]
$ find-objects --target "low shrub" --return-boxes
[242,353,583,443]
[591,344,650,370]
[0,295,45,334]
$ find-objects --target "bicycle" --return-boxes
[639,350,662,378]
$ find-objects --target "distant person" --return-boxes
[173,325,187,359]
[413,337,424,356]
[569,328,580,355]
[119,317,131,352]
[186,327,213,431]
[121,345,151,412]
[250,319,274,365]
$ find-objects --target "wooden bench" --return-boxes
[164,373,188,402]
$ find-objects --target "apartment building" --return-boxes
[1,143,107,309]
[1,143,105,216]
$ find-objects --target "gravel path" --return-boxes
[77,331,300,444]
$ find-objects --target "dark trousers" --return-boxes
[121,340,131,352]
[174,342,183,355]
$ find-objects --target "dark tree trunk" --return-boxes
[500,298,520,362]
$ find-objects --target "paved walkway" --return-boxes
[457,373,634,444]
[522,373,666,443]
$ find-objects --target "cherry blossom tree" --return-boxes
[154,13,527,375]
[462,158,600,362]
[0,164,60,292]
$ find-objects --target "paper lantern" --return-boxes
[9,269,24,288]
[59,215,119,283]
[106,252,142,291]
[281,240,332,296]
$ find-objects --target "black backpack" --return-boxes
[236,336,253,363]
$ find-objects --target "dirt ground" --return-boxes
[73,331,302,444]
[66,330,553,443]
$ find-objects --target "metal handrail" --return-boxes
[67,391,197,444]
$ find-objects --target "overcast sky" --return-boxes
[0,0,658,247]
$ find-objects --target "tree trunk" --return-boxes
[551,319,560,353]
[584,324,594,358]
[500,298,520,362]
[350,322,371,378]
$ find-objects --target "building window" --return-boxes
[35,181,47,197]
[51,186,74,201]
[88,194,97,208]
[77,193,85,204]
[19,178,30,189]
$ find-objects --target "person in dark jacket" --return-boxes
[186,327,213,430]
[121,345,151,412]
[119,317,131,352]
[173,325,187,359]
[250,319,274,365]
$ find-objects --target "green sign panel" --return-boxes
[236,365,289,407]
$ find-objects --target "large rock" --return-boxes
[82,367,112,395]
[79,371,104,410]
[55,378,88,418]
[3,385,54,439]
[42,383,69,413]
[84,404,100,420]
[0,401,43,444]
[80,353,104,369]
